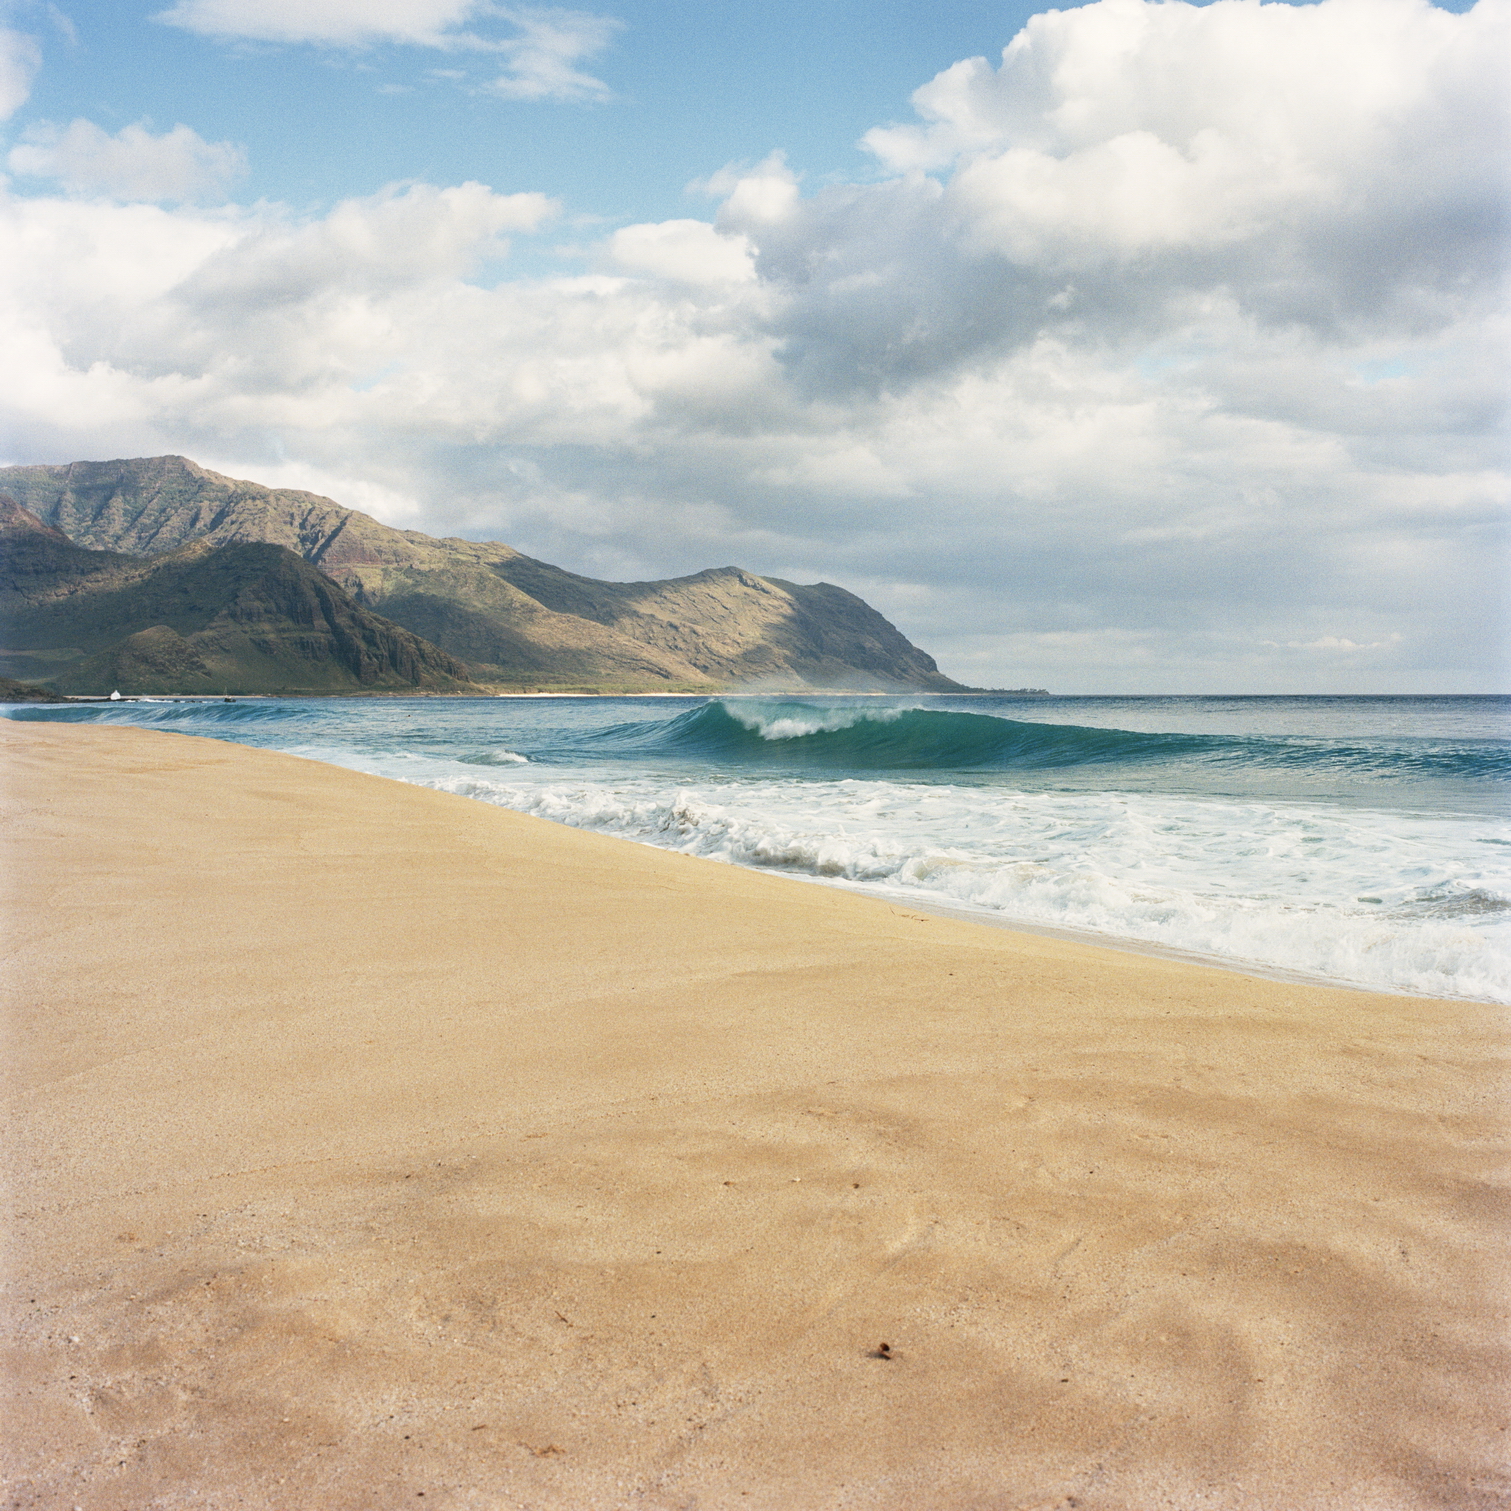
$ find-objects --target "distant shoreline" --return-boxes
[11,689,1508,705]
[8,686,1056,702]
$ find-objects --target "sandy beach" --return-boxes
[2,719,1507,1510]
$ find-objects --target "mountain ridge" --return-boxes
[0,457,967,693]
[0,496,478,695]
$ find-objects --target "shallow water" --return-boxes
[9,693,1509,1002]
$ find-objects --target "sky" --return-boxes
[0,0,1505,693]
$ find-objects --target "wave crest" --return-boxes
[590,700,1511,779]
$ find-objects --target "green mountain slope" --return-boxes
[0,674,69,702]
[0,456,965,691]
[0,496,478,695]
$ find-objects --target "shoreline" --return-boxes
[4,720,1508,1510]
[13,694,1504,1006]
[803,873,1423,997]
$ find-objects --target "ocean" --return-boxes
[8,693,1509,1004]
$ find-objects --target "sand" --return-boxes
[2,720,1507,1511]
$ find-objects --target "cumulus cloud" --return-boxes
[608,219,755,285]
[3,0,1506,691]
[0,25,40,119]
[7,119,247,202]
[747,0,1510,394]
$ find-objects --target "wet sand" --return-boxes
[2,719,1507,1510]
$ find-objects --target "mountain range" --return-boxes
[0,456,971,695]
[0,497,475,695]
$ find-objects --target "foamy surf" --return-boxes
[8,692,1508,1002]
[408,769,1511,1004]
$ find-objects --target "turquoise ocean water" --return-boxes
[8,693,1509,1002]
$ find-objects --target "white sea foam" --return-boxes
[348,758,1511,1003]
[726,702,911,740]
[14,694,1504,999]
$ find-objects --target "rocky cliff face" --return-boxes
[0,457,965,691]
[0,495,477,695]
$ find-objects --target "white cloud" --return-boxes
[0,26,40,119]
[196,456,429,525]
[7,119,247,202]
[235,178,553,279]
[738,0,1510,399]
[706,152,800,227]
[1263,634,1407,652]
[488,7,621,102]
[151,0,486,46]
[3,0,1506,692]
[609,220,754,285]
[152,0,622,102]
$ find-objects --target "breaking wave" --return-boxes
[583,700,1511,780]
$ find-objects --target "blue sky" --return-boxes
[1,0,1506,691]
[21,3,1098,227]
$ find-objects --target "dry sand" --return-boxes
[2,720,1507,1510]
